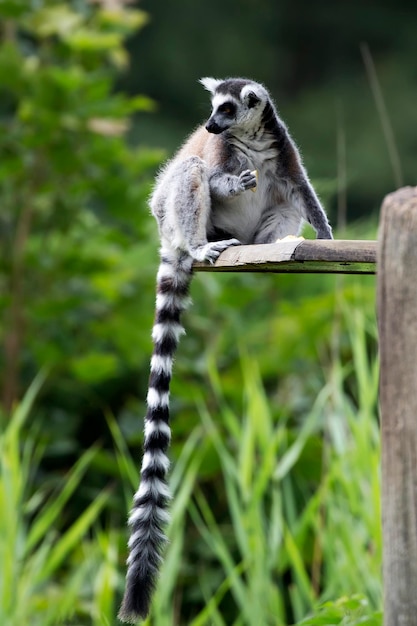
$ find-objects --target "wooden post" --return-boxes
[378,187,417,626]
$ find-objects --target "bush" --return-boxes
[0,0,162,417]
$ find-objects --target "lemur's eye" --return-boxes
[219,102,236,116]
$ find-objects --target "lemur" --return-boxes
[119,77,332,623]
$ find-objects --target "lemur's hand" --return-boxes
[238,169,257,192]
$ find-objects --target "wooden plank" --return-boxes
[194,239,377,274]
[377,186,417,626]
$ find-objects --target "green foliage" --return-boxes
[0,2,384,624]
[0,286,382,625]
[0,375,119,626]
[154,302,381,625]
[0,0,162,415]
[296,595,382,626]
[105,296,382,626]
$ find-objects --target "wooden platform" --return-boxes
[194,239,377,275]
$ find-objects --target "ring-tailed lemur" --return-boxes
[119,77,332,623]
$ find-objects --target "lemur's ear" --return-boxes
[199,77,222,94]
[246,91,261,108]
[241,83,264,108]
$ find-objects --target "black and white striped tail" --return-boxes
[119,248,193,623]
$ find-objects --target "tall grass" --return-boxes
[0,373,117,626]
[145,303,381,625]
[1,296,382,625]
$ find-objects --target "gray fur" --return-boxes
[119,77,332,624]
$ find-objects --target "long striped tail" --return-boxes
[118,248,193,623]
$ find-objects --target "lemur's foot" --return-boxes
[191,239,241,264]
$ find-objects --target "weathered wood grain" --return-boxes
[378,186,417,626]
[194,239,377,274]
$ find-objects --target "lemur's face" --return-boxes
[201,78,267,136]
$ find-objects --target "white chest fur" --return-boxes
[210,135,282,243]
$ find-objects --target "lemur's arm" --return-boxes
[209,168,257,199]
[278,132,332,240]
[298,180,333,239]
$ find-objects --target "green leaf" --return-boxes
[65,29,123,52]
[70,352,119,383]
[97,8,149,33]
[26,446,99,552]
[40,488,110,580]
[6,370,48,436]
[127,94,157,113]
[23,5,83,38]
[0,0,28,18]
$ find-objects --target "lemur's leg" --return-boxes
[253,178,332,244]
[253,203,304,243]
[171,157,240,262]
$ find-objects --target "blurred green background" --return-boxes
[0,0,413,624]
[123,0,416,223]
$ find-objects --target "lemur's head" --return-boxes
[200,77,269,135]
